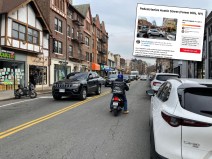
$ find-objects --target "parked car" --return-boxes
[147,29,165,37]
[105,74,117,87]
[98,76,106,85]
[140,74,148,80]
[167,31,176,41]
[52,72,101,100]
[147,78,212,159]
[150,73,179,91]
[123,75,130,83]
[129,75,135,81]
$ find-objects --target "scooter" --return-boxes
[14,83,37,99]
[111,95,124,116]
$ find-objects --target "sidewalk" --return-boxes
[0,86,52,101]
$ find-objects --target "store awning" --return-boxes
[92,63,100,71]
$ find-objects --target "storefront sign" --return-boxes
[100,64,104,70]
[0,50,15,59]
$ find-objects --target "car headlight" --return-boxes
[72,83,80,87]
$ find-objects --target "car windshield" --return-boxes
[156,75,179,81]
[109,74,117,78]
[68,73,88,80]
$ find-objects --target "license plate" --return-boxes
[113,102,118,106]
[59,89,65,92]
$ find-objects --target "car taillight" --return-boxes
[161,111,212,127]
[153,82,161,86]
[113,96,120,101]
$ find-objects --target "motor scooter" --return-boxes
[111,95,124,116]
[14,83,37,99]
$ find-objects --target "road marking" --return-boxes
[0,91,111,139]
[0,98,39,108]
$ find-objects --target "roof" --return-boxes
[74,4,90,17]
[155,73,179,76]
[0,0,30,14]
[0,0,51,33]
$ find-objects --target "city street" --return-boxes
[0,80,151,159]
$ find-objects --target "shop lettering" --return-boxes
[0,52,15,59]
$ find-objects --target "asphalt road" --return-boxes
[0,80,151,159]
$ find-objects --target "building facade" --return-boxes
[0,0,50,91]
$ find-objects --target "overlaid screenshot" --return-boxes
[0,0,212,159]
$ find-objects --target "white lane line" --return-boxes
[0,98,39,108]
[39,96,53,99]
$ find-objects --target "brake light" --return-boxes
[113,96,120,101]
[153,82,161,86]
[161,112,212,127]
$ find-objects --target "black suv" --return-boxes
[52,72,102,100]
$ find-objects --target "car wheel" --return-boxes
[148,33,151,37]
[53,94,62,100]
[79,87,87,100]
[96,85,101,95]
[159,34,163,37]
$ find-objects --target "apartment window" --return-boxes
[86,21,90,31]
[85,36,89,46]
[55,18,62,33]
[69,45,73,57]
[68,10,73,19]
[90,53,93,62]
[97,29,100,38]
[12,22,26,41]
[28,28,39,45]
[71,28,74,38]
[78,48,81,54]
[67,25,70,37]
[54,40,62,54]
[86,52,89,61]
[92,39,94,48]
[77,31,79,38]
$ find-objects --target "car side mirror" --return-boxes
[146,89,155,96]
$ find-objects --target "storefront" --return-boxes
[0,50,26,91]
[92,63,100,73]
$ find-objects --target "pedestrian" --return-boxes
[29,72,36,89]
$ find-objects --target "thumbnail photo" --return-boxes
[136,16,177,41]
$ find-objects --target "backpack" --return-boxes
[112,81,125,94]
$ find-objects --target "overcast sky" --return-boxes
[73,0,212,65]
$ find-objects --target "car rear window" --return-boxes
[184,88,212,118]
[156,75,179,81]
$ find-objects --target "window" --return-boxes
[86,52,89,61]
[90,53,93,62]
[85,36,89,46]
[54,40,62,54]
[71,28,74,38]
[157,82,171,102]
[68,10,73,19]
[55,18,62,33]
[12,22,26,41]
[28,28,39,45]
[69,45,73,57]
[92,39,94,48]
[67,25,70,37]
[86,21,90,31]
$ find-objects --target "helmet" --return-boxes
[117,74,123,80]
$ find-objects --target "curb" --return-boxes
[0,91,52,102]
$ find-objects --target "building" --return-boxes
[120,58,125,73]
[114,54,121,72]
[92,14,109,76]
[156,58,173,73]
[0,0,50,92]
[137,17,152,30]
[125,59,131,74]
[107,51,115,70]
[162,18,177,32]
[74,4,93,72]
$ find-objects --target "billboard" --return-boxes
[133,4,206,61]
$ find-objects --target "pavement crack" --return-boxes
[109,118,120,141]
[92,146,98,159]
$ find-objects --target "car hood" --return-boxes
[55,79,82,84]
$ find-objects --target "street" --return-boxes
[0,81,151,159]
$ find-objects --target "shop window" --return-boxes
[0,61,25,91]
[29,65,47,85]
[12,22,26,41]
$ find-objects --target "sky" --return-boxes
[72,0,212,65]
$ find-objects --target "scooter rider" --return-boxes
[110,74,129,114]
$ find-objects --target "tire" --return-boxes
[53,94,62,100]
[113,109,118,116]
[29,90,37,98]
[79,87,87,100]
[96,85,101,95]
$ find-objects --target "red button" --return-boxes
[180,48,201,54]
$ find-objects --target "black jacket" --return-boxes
[111,79,129,95]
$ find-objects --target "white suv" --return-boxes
[147,78,212,159]
[150,73,179,91]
